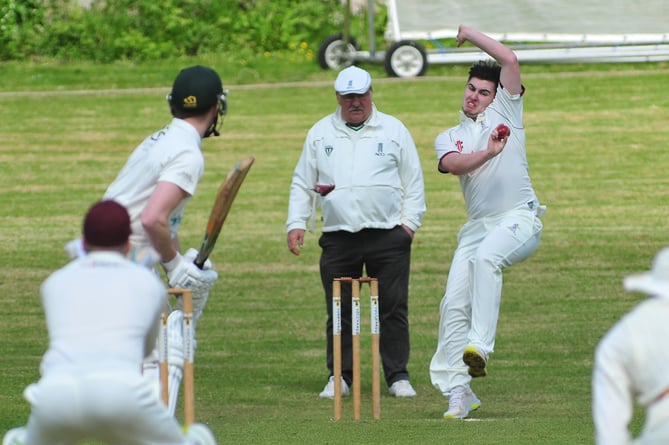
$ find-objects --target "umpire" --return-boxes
[286,66,426,399]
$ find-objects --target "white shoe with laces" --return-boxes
[319,376,350,399]
[388,380,417,397]
[443,386,481,419]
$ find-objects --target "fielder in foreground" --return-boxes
[592,247,669,445]
[2,200,216,445]
[429,25,546,419]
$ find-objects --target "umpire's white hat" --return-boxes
[334,66,372,95]
[624,248,669,297]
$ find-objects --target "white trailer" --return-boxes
[318,0,669,77]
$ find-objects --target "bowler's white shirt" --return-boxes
[435,87,539,219]
[287,104,426,233]
[592,294,669,444]
[39,251,166,376]
[104,118,204,249]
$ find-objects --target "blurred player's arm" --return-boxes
[592,323,635,444]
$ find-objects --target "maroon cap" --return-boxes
[83,200,131,247]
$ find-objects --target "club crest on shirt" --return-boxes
[375,142,385,156]
[456,140,464,152]
[325,145,333,156]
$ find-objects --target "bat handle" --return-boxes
[193,256,205,270]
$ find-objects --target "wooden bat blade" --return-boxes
[194,155,255,268]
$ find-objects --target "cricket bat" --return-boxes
[194,155,255,269]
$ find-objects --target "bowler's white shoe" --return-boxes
[388,380,417,397]
[2,427,26,445]
[186,423,217,445]
[443,386,481,420]
[319,376,349,399]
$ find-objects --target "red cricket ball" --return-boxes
[496,124,510,140]
[313,184,335,196]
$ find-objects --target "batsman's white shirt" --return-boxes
[104,118,204,252]
[23,252,189,445]
[286,104,426,233]
[592,295,669,445]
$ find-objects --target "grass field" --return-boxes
[1,56,668,444]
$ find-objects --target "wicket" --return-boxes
[332,277,381,420]
[159,288,196,425]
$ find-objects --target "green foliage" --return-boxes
[1,0,374,62]
[0,0,43,59]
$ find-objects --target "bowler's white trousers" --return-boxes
[22,371,188,445]
[430,207,543,394]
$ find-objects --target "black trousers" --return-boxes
[319,226,413,387]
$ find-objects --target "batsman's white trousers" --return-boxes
[22,371,188,445]
[430,207,543,394]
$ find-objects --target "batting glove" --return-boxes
[162,252,218,320]
[183,247,213,270]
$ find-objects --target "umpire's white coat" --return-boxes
[286,104,425,234]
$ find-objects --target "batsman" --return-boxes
[67,65,226,416]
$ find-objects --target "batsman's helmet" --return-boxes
[167,65,228,137]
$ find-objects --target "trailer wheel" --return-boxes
[384,40,428,77]
[317,34,359,70]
